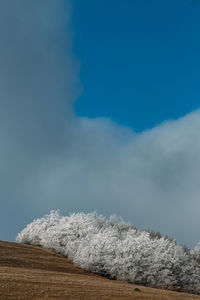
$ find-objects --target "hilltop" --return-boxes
[0,240,200,300]
[16,211,200,294]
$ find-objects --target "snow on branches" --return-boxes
[16,211,200,294]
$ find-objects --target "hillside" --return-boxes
[0,241,200,300]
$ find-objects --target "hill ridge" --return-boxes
[0,240,200,300]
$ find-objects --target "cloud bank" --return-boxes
[0,0,200,247]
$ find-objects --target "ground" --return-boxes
[0,240,199,300]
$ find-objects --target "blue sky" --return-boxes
[73,0,200,131]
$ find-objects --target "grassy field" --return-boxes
[0,241,200,300]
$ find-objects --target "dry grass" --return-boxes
[0,241,200,300]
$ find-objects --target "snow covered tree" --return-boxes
[16,211,200,294]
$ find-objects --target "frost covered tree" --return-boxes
[16,211,200,294]
[192,242,200,264]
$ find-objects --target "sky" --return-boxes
[1,0,200,248]
[73,0,200,131]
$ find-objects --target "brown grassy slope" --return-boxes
[0,241,200,300]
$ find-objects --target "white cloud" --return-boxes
[0,1,199,248]
[23,111,200,247]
